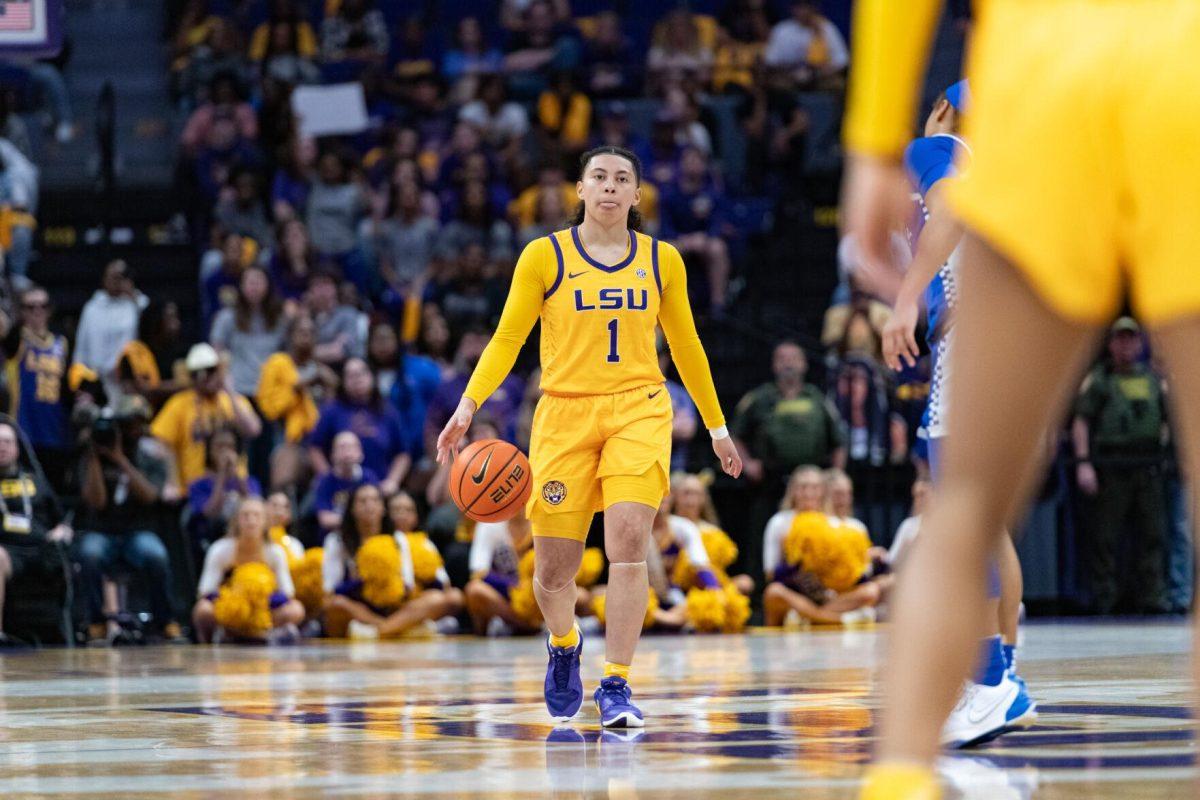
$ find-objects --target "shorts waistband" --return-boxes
[541,382,664,400]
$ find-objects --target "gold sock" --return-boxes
[603,661,631,681]
[859,763,940,800]
[549,624,580,649]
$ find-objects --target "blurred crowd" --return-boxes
[0,0,1186,647]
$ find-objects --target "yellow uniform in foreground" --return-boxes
[846,0,1200,326]
[464,227,725,541]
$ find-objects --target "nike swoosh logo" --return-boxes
[966,687,1013,725]
[647,390,662,400]
[471,451,494,484]
[568,271,587,279]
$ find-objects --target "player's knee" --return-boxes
[534,560,576,592]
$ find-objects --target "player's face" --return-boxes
[577,153,641,227]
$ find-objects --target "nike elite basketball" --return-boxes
[449,439,532,522]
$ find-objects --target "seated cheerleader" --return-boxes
[386,489,464,632]
[462,508,538,636]
[192,496,306,643]
[762,466,882,626]
[266,491,305,561]
[669,473,756,596]
[323,483,463,638]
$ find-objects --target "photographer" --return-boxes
[0,420,71,646]
[77,396,181,643]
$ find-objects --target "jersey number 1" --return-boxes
[607,319,620,363]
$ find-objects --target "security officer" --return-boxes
[1072,317,1169,614]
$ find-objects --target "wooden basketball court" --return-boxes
[0,621,1192,797]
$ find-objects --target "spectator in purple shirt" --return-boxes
[187,428,263,557]
[312,430,379,533]
[660,146,732,315]
[425,328,524,453]
[308,357,410,494]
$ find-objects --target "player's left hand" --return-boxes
[712,436,743,479]
[841,154,911,277]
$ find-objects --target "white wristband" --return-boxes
[709,425,730,441]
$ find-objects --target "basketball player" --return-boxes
[885,80,1036,748]
[437,145,741,728]
[843,1,1200,797]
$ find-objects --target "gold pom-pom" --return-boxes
[406,532,445,586]
[593,588,657,630]
[213,562,278,636]
[720,584,750,633]
[574,548,605,588]
[684,587,727,633]
[701,527,738,571]
[510,580,543,627]
[784,513,870,593]
[518,548,537,582]
[357,535,406,611]
[291,547,325,616]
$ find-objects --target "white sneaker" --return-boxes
[435,615,460,635]
[486,617,514,637]
[348,620,380,640]
[941,676,1021,749]
[840,606,877,626]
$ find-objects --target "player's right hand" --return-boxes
[841,154,911,278]
[882,295,921,371]
[436,397,476,465]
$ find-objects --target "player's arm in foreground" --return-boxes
[436,240,548,463]
[881,179,962,370]
[657,243,742,478]
[841,0,943,269]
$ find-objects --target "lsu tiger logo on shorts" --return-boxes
[542,480,567,505]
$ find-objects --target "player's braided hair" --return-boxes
[569,145,644,232]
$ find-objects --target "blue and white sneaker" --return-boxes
[544,623,584,722]
[941,675,1021,749]
[1002,673,1038,731]
[594,676,644,728]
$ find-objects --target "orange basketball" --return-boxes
[448,438,532,523]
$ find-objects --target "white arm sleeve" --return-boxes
[762,511,793,578]
[322,533,346,593]
[267,544,295,597]
[197,539,234,597]
[668,516,710,567]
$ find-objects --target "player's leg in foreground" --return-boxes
[861,235,1102,797]
[1150,324,1200,697]
[594,500,655,728]
[534,534,587,722]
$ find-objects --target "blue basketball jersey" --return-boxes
[7,331,69,449]
[903,133,970,346]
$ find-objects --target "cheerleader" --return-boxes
[762,467,881,626]
[323,483,463,638]
[668,473,755,596]
[463,509,538,635]
[192,497,306,643]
